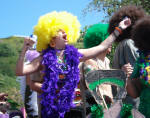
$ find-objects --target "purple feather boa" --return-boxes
[41,45,82,118]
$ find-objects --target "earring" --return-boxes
[50,40,56,48]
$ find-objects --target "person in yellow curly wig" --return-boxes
[16,11,131,118]
[34,11,81,52]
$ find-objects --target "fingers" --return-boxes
[23,37,35,50]
[122,63,133,70]
[124,18,131,26]
[119,18,131,30]
[122,63,133,78]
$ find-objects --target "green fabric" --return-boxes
[120,103,133,118]
[83,23,109,49]
[89,78,124,91]
[91,104,104,118]
[138,87,150,118]
[91,103,133,118]
[130,58,140,79]
[130,53,150,117]
[140,79,150,88]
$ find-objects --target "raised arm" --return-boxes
[79,18,131,61]
[16,37,41,76]
[126,78,140,98]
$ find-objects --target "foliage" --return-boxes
[83,0,150,20]
[72,42,84,49]
[0,74,23,107]
[0,36,24,76]
[7,98,20,110]
[0,36,24,108]
[0,43,16,57]
[107,43,118,67]
[78,25,91,42]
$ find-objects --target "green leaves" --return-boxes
[7,98,19,110]
[83,0,150,20]
[0,43,16,57]
[0,36,24,76]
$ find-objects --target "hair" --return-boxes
[108,5,146,42]
[33,11,81,52]
[132,16,150,51]
[83,23,109,48]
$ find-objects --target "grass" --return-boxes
[0,74,23,108]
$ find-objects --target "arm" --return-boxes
[125,60,142,98]
[79,34,116,61]
[126,78,141,98]
[16,56,41,76]
[30,80,43,94]
[16,37,41,76]
[79,18,131,61]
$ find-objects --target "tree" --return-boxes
[78,25,91,42]
[83,0,150,19]
[0,36,24,76]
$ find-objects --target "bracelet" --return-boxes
[113,29,120,38]
[115,27,122,34]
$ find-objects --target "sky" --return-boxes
[0,0,105,38]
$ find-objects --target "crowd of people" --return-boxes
[1,4,150,118]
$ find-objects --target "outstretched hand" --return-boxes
[119,17,131,30]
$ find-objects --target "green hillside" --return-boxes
[0,36,25,107]
[0,36,24,76]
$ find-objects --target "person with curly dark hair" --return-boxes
[108,5,146,109]
[108,5,146,69]
[126,16,150,117]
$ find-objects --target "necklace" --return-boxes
[139,51,150,84]
[41,45,82,118]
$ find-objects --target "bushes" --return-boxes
[0,36,23,76]
[0,74,23,107]
[0,36,24,107]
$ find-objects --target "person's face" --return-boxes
[53,30,68,49]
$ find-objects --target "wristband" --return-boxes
[115,27,122,34]
[113,29,120,38]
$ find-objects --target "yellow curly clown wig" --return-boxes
[33,11,81,52]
